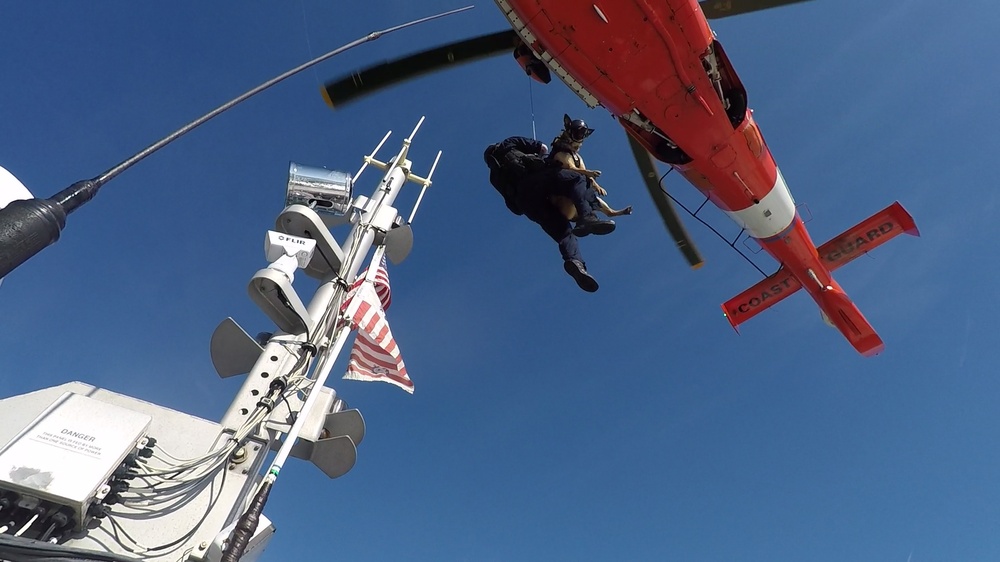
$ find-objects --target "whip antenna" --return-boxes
[0,6,472,280]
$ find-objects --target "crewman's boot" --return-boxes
[564,259,599,292]
[572,215,615,237]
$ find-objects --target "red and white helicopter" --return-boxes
[322,0,919,356]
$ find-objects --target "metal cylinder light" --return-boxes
[285,162,353,216]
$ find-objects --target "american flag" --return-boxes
[341,257,413,393]
[347,256,391,311]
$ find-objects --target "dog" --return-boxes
[547,115,632,221]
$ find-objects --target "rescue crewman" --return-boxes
[485,132,615,292]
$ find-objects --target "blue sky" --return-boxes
[1,1,998,560]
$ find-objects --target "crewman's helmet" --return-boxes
[563,114,595,142]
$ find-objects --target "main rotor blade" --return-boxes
[699,0,815,19]
[323,30,518,108]
[626,134,704,269]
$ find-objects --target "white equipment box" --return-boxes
[0,392,151,526]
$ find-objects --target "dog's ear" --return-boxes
[563,114,571,129]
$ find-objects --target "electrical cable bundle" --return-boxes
[0,533,141,562]
[85,346,324,558]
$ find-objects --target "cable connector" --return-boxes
[103,492,124,505]
[113,464,139,479]
[51,508,72,528]
[86,503,109,519]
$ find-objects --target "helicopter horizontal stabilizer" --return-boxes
[722,202,918,332]
[815,201,918,271]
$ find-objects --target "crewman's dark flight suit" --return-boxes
[515,166,593,264]
[487,136,610,291]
